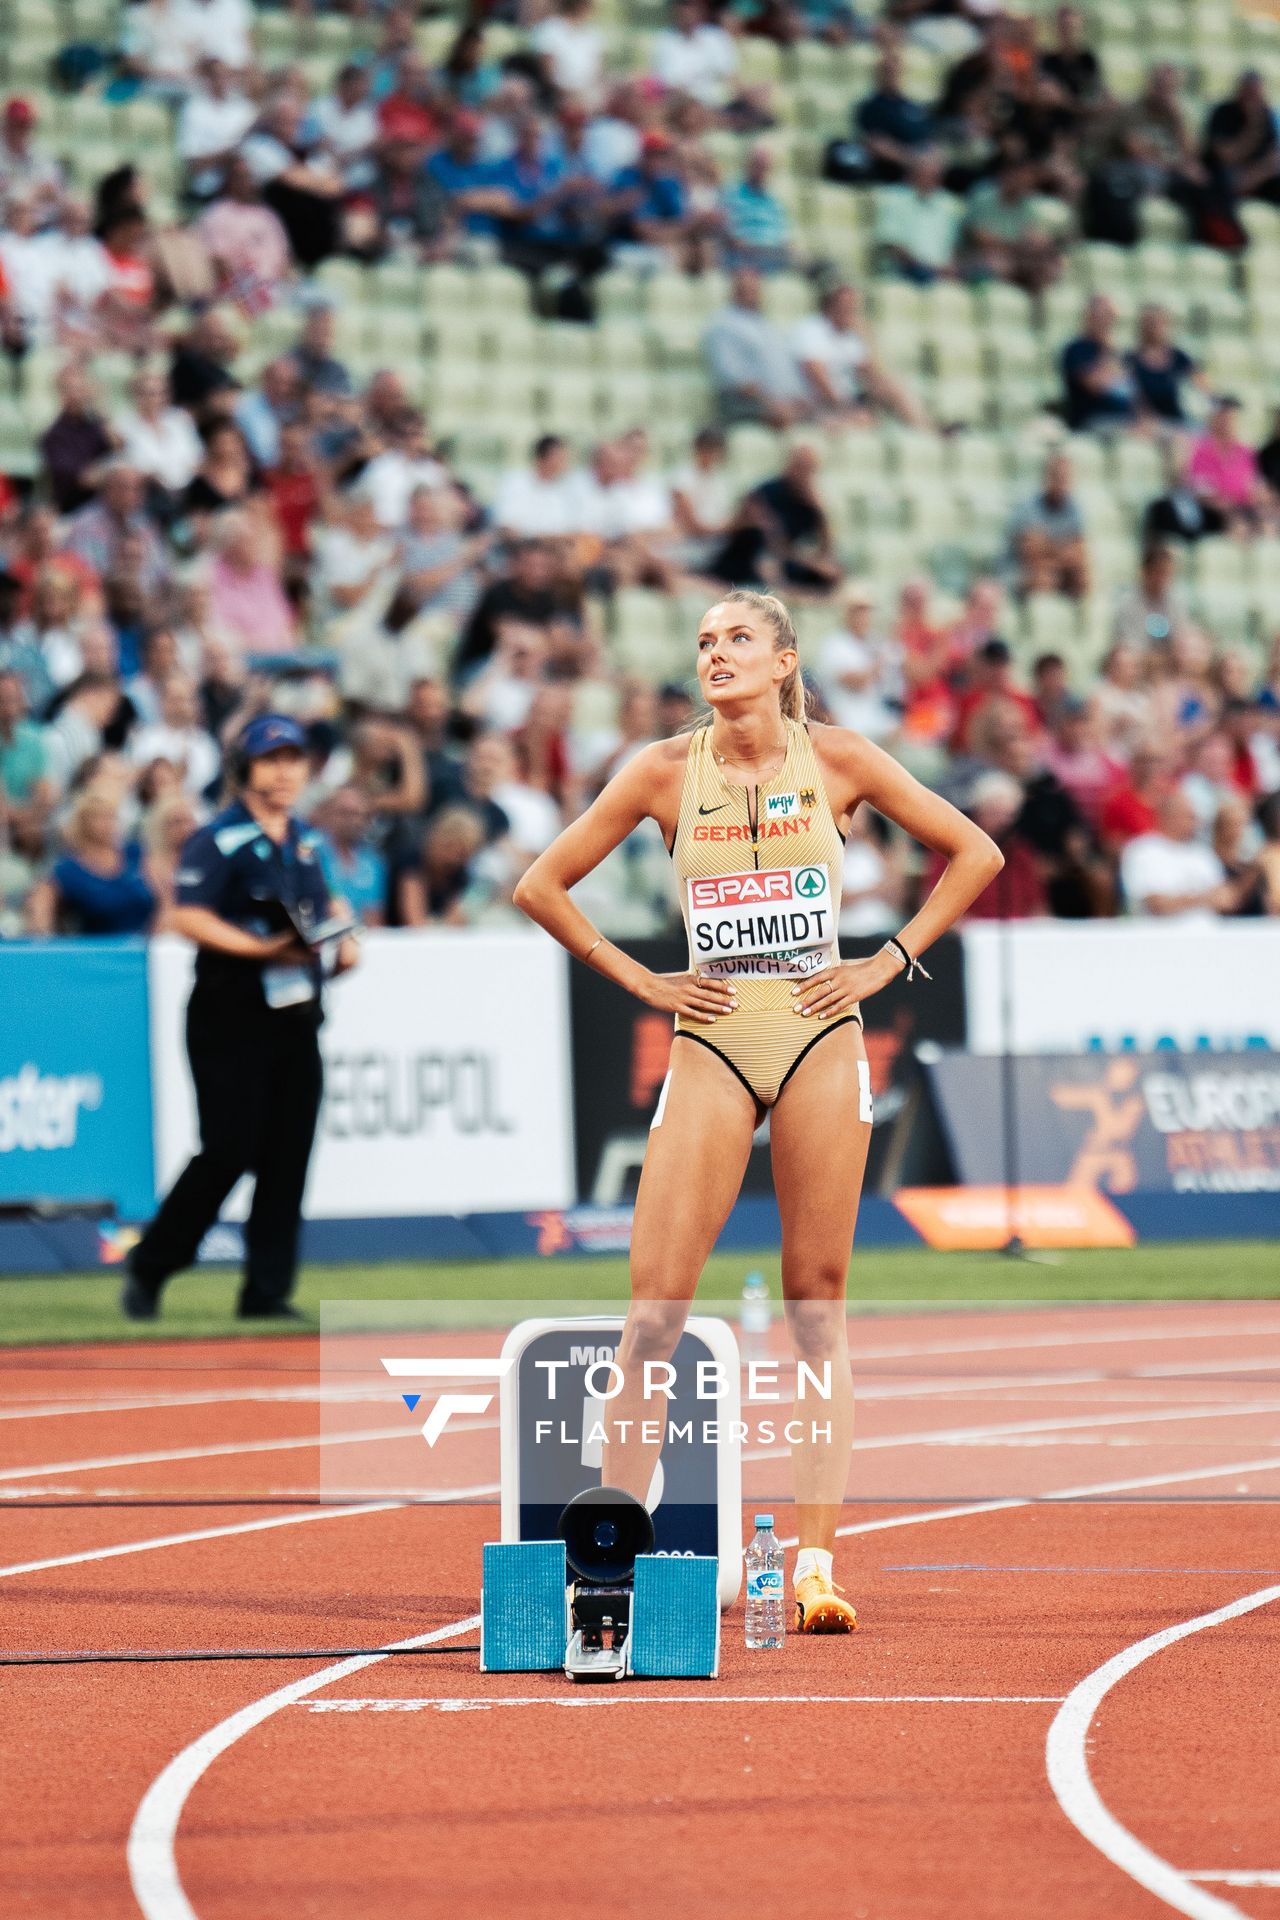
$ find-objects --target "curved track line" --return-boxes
[126,1445,1280,1920]
[1046,1581,1280,1920]
[127,1615,481,1920]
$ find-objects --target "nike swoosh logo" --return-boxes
[698,803,727,816]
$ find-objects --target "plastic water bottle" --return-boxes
[745,1513,785,1650]
[741,1270,770,1361]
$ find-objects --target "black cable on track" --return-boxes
[0,1644,481,1667]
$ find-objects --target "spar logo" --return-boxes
[382,1355,514,1445]
[690,867,826,911]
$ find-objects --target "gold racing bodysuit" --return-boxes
[670,716,860,1107]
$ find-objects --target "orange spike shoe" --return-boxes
[793,1567,859,1634]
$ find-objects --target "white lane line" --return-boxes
[1137,1357,1280,1379]
[300,1693,1067,1712]
[12,1391,1280,1498]
[1046,1582,1280,1920]
[0,1503,404,1581]
[0,1424,444,1486]
[0,1485,495,1583]
[853,1318,1280,1362]
[127,1443,1280,1920]
[127,1615,480,1920]
[764,1450,1280,1553]
[1187,1874,1280,1888]
[0,1368,1127,1421]
[0,1387,403,1423]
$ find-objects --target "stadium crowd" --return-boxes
[2,0,1280,940]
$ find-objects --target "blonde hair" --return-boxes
[698,590,808,723]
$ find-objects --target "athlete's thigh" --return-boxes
[629,1036,760,1300]
[769,1021,873,1294]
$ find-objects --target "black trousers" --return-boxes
[132,991,324,1310]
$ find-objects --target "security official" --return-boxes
[122,715,358,1322]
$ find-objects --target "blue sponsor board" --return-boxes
[924,1049,1280,1197]
[0,939,154,1220]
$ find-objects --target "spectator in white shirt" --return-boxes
[493,435,586,540]
[874,149,962,284]
[171,0,253,74]
[116,367,204,501]
[792,282,931,429]
[311,487,399,627]
[1,194,110,347]
[670,426,735,575]
[34,195,111,347]
[651,1,739,111]
[582,81,644,181]
[816,581,903,741]
[307,63,379,192]
[531,0,605,103]
[0,191,52,339]
[703,265,811,427]
[359,408,448,529]
[1119,789,1233,920]
[117,0,201,98]
[177,58,256,200]
[577,436,678,588]
[128,670,222,796]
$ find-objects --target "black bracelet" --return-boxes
[882,935,932,983]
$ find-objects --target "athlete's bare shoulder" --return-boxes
[806,718,878,815]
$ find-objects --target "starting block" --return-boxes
[631,1554,720,1679]
[481,1490,720,1681]
[479,1540,569,1673]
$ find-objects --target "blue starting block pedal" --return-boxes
[630,1555,720,1679]
[480,1541,569,1672]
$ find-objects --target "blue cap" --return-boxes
[754,1513,774,1528]
[238,714,307,763]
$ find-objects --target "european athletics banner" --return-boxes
[923,1049,1280,1196]
[0,937,154,1218]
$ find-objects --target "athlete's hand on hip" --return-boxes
[640,970,738,1023]
[791,958,883,1019]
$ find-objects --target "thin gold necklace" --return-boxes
[711,731,788,779]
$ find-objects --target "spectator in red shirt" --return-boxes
[1040,693,1125,827]
[950,638,1042,754]
[264,421,323,584]
[96,208,157,352]
[923,770,1048,918]
[377,49,443,150]
[1098,741,1171,850]
[1219,697,1263,795]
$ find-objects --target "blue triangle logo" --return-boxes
[401,1393,421,1412]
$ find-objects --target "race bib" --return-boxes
[687,866,835,977]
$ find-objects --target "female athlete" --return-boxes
[513,591,1002,1632]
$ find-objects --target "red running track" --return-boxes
[2,1300,1279,1920]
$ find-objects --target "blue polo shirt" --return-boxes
[176,800,332,1014]
[425,148,509,235]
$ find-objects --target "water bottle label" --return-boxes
[747,1569,784,1598]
